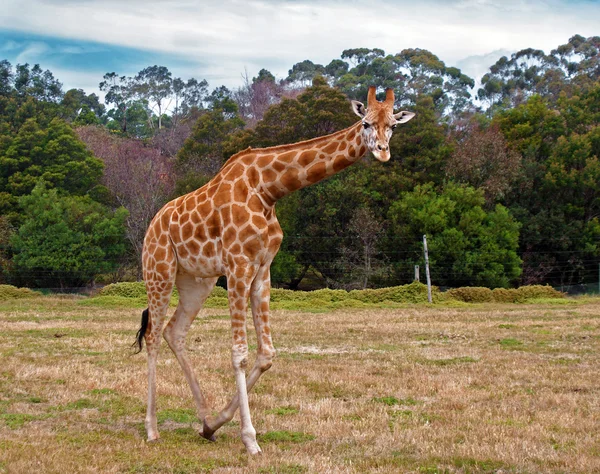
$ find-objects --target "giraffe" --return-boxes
[136,86,415,455]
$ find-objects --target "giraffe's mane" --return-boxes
[220,120,362,169]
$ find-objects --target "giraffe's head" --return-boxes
[351,86,415,162]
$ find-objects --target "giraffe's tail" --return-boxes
[133,308,149,354]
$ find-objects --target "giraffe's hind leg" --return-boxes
[143,283,173,441]
[163,274,218,430]
[142,243,177,442]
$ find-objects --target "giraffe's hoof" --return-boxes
[146,435,161,443]
[201,421,216,442]
[245,442,262,455]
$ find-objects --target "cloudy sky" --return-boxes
[0,0,598,95]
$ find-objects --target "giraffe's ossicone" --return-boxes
[137,86,415,454]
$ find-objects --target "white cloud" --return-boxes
[15,41,50,63]
[1,0,598,89]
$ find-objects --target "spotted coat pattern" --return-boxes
[140,86,415,454]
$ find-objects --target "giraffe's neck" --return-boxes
[254,121,367,204]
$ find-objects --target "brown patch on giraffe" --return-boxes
[338,141,347,151]
[156,263,170,280]
[233,180,248,203]
[197,200,211,217]
[268,237,282,254]
[262,169,277,183]
[160,212,170,231]
[223,226,236,247]
[229,243,241,255]
[298,150,317,167]
[281,168,302,191]
[181,222,193,241]
[257,154,274,168]
[235,266,247,279]
[206,212,221,239]
[159,233,169,246]
[278,151,297,163]
[232,205,251,227]
[238,225,255,243]
[248,195,263,213]
[252,215,268,229]
[356,136,362,146]
[177,245,190,258]
[358,145,367,156]
[348,146,357,158]
[306,162,327,183]
[247,166,260,188]
[190,212,201,224]
[266,184,286,200]
[260,301,269,313]
[213,184,232,208]
[184,196,195,211]
[244,238,262,257]
[333,155,352,173]
[202,241,215,257]
[188,240,200,255]
[194,224,207,241]
[242,154,256,165]
[221,206,232,227]
[322,141,338,154]
[346,129,356,141]
[154,246,166,261]
[223,163,244,182]
[231,320,244,328]
[271,161,285,172]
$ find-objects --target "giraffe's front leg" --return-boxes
[202,265,275,444]
[215,266,262,455]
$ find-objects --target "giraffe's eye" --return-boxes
[363,122,370,129]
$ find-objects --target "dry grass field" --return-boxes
[0,295,599,473]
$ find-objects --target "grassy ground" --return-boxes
[0,296,599,473]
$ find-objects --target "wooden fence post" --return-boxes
[423,235,432,303]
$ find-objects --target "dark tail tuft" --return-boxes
[133,308,149,354]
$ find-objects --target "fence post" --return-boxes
[414,265,420,282]
[423,234,432,303]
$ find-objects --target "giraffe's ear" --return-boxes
[351,100,366,118]
[394,111,416,123]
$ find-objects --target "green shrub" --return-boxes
[99,282,229,301]
[516,285,564,300]
[447,285,565,303]
[0,284,38,300]
[492,288,520,303]
[446,287,494,303]
[98,282,148,298]
[350,281,443,304]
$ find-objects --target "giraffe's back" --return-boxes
[143,160,283,281]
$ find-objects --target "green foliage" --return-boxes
[446,287,494,303]
[176,98,245,180]
[0,284,38,300]
[388,183,522,288]
[497,86,600,286]
[9,183,128,288]
[0,115,104,218]
[449,285,564,303]
[98,281,148,298]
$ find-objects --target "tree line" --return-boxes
[0,33,598,291]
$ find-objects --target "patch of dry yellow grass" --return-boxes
[0,296,599,473]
